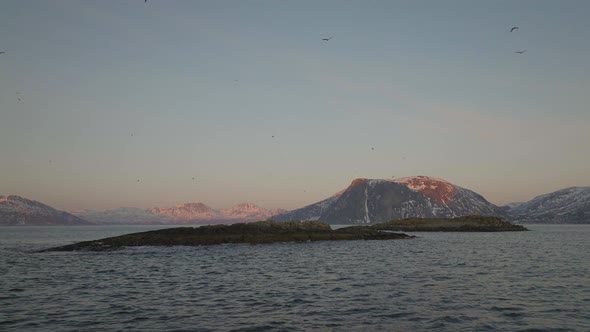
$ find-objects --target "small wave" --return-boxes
[503,312,524,318]
[491,306,523,312]
[228,325,277,332]
[516,329,574,332]
[8,288,25,292]
[289,298,312,305]
[372,312,414,319]
[431,315,462,323]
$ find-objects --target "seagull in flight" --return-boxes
[515,50,527,54]
[0,52,5,55]
[322,36,333,42]
[510,27,519,32]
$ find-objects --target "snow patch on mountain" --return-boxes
[221,203,284,221]
[0,195,90,226]
[391,176,457,204]
[511,187,590,224]
[149,203,220,222]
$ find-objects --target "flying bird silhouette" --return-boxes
[515,50,527,54]
[322,36,333,42]
[0,52,5,55]
[510,27,519,32]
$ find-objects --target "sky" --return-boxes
[1,0,589,212]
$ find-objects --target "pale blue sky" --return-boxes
[1,0,589,211]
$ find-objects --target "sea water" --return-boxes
[1,224,589,331]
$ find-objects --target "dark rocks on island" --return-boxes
[372,215,528,232]
[39,215,528,252]
[39,220,414,252]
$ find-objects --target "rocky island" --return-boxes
[40,220,414,252]
[372,215,528,232]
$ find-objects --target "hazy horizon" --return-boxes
[2,1,589,211]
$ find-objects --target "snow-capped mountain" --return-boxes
[509,187,590,224]
[149,203,221,223]
[220,203,286,221]
[0,195,91,226]
[75,207,172,225]
[272,176,504,225]
[145,202,283,224]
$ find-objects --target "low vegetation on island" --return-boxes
[372,215,528,232]
[39,216,527,252]
[40,220,414,252]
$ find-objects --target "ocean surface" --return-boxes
[1,224,589,332]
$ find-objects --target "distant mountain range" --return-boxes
[74,207,172,225]
[77,202,286,225]
[2,177,589,226]
[0,195,90,226]
[272,176,504,224]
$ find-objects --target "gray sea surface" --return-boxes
[1,224,589,331]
